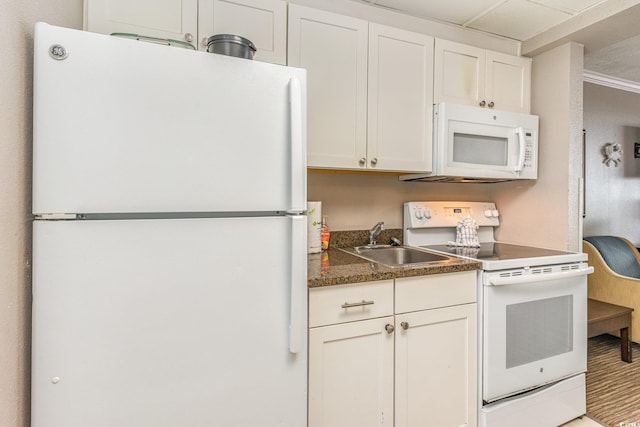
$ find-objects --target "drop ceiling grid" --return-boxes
[366,0,610,41]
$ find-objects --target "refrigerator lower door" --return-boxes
[32,216,307,427]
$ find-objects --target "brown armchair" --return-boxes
[583,235,640,343]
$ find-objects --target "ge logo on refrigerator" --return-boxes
[49,44,68,60]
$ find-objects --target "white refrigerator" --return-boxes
[31,23,308,427]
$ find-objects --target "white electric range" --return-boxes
[404,201,593,427]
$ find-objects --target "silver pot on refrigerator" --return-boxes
[206,34,256,59]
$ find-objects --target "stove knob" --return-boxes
[484,209,493,218]
[415,209,424,220]
[492,209,499,218]
[424,209,432,219]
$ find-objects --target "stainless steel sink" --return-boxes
[339,245,454,268]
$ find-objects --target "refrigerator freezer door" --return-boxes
[32,217,307,427]
[33,23,306,215]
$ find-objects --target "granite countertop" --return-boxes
[307,229,482,288]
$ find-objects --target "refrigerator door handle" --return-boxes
[288,77,305,213]
[288,215,306,354]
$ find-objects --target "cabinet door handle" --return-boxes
[385,324,395,334]
[401,321,409,330]
[184,33,194,43]
[370,157,378,166]
[488,101,495,108]
[341,300,374,309]
[479,100,486,107]
[359,157,366,166]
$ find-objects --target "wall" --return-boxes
[307,172,492,231]
[583,83,640,245]
[490,42,584,252]
[1,1,82,425]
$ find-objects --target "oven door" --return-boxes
[482,263,591,403]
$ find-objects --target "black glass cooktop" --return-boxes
[421,242,573,262]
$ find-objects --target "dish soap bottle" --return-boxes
[320,216,331,251]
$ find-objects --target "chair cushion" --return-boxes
[585,236,640,279]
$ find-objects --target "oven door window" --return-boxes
[506,295,573,369]
[482,272,587,403]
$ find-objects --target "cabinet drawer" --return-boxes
[395,271,477,314]
[309,280,393,327]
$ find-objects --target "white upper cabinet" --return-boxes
[485,50,532,113]
[198,0,287,63]
[84,0,286,63]
[288,5,368,170]
[289,5,434,172]
[368,23,434,172]
[434,39,531,113]
[84,0,198,48]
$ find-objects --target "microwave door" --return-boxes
[443,121,537,180]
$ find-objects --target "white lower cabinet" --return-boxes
[308,316,395,427]
[308,280,394,427]
[395,304,477,427]
[308,271,478,427]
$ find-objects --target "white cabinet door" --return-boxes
[485,50,531,113]
[395,304,478,427]
[434,38,531,113]
[308,316,395,427]
[198,0,287,63]
[84,0,197,47]
[368,23,434,173]
[288,5,368,169]
[434,39,485,108]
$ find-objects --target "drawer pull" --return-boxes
[341,300,375,309]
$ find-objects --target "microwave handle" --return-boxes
[514,126,526,175]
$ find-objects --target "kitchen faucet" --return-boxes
[369,221,385,246]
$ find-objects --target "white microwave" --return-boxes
[401,103,539,183]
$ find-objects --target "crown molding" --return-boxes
[583,69,640,94]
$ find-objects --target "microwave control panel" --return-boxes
[523,131,535,169]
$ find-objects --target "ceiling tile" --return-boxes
[372,0,501,25]
[467,0,571,40]
[529,0,606,14]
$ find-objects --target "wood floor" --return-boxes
[586,334,640,426]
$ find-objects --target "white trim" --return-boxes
[583,69,640,94]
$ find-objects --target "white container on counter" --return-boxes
[307,201,322,253]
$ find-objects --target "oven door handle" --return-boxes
[487,267,594,286]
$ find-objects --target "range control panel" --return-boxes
[404,201,500,229]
